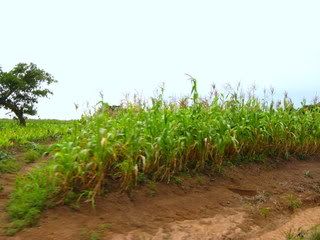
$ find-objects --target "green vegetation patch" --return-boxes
[7,80,320,234]
[286,225,320,240]
[6,164,60,234]
[0,119,74,148]
[0,151,20,173]
[285,194,302,211]
[24,150,41,163]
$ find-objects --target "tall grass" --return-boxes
[6,79,320,233]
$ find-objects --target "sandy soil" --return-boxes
[1,155,320,240]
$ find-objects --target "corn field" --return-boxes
[0,119,74,148]
[7,80,320,231]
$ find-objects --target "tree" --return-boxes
[0,63,57,126]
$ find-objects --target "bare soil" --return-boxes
[1,155,320,240]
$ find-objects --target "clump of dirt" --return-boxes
[3,156,320,240]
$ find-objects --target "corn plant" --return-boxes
[7,79,320,233]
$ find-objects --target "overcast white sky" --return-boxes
[1,0,320,119]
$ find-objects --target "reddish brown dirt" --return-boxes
[2,156,320,240]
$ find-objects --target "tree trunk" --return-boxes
[16,111,26,126]
[1,101,26,126]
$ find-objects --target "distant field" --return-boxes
[0,119,75,148]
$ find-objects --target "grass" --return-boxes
[6,166,58,234]
[0,159,20,173]
[0,151,20,173]
[285,194,302,211]
[6,79,320,233]
[147,180,157,197]
[79,224,111,240]
[24,150,41,163]
[259,207,271,218]
[286,225,320,240]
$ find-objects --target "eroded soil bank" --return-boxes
[2,156,320,240]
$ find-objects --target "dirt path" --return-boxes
[2,156,320,239]
[0,173,15,233]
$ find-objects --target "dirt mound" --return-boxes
[2,156,320,240]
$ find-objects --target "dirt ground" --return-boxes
[1,155,320,240]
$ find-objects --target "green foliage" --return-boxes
[172,176,183,185]
[0,63,56,125]
[0,119,74,148]
[0,151,20,173]
[25,142,48,154]
[0,159,20,173]
[7,80,320,233]
[259,207,271,218]
[195,175,205,185]
[24,150,41,163]
[286,225,320,240]
[6,165,59,233]
[0,150,11,160]
[79,223,111,240]
[286,194,302,211]
[89,232,101,240]
[147,181,157,197]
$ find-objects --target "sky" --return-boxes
[0,0,320,119]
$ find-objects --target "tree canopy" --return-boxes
[0,63,56,126]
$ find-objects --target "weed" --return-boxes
[80,229,100,240]
[172,176,183,185]
[285,225,320,240]
[304,170,312,179]
[137,173,147,184]
[25,142,47,153]
[285,228,306,240]
[259,207,271,218]
[80,226,107,240]
[64,191,80,210]
[0,154,20,173]
[308,226,320,240]
[0,151,11,160]
[5,208,41,236]
[98,223,112,231]
[298,153,307,160]
[24,150,41,163]
[286,194,302,211]
[147,181,157,197]
[195,175,205,185]
[89,231,101,240]
[6,166,57,232]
